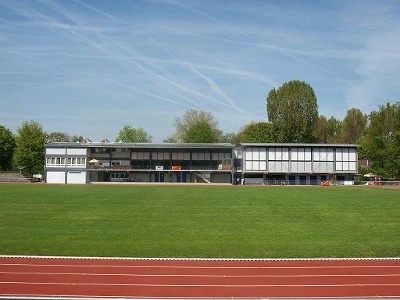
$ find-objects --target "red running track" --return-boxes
[1,256,400,299]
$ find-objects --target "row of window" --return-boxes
[245,161,357,172]
[46,157,86,167]
[94,150,231,161]
[245,147,356,162]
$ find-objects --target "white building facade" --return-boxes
[45,146,87,184]
[236,143,358,185]
[44,142,358,185]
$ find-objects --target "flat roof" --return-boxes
[239,143,359,148]
[45,142,234,149]
[46,142,359,150]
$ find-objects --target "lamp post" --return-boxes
[16,165,25,174]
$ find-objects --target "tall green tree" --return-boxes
[116,125,152,143]
[185,120,219,143]
[0,125,16,171]
[219,132,236,143]
[47,132,71,143]
[326,116,342,143]
[13,120,46,175]
[173,110,221,143]
[313,116,342,143]
[266,80,318,143]
[235,122,274,143]
[359,102,400,179]
[338,108,367,143]
[71,135,84,143]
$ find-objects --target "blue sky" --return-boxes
[1,0,399,142]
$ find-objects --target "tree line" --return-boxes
[1,80,399,179]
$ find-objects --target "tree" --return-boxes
[116,125,152,143]
[0,125,16,171]
[71,135,84,143]
[234,122,274,143]
[13,120,46,175]
[326,116,342,143]
[219,132,236,143]
[173,110,221,143]
[266,80,318,143]
[313,116,342,143]
[185,120,219,143]
[359,102,400,179]
[338,108,367,144]
[47,132,71,143]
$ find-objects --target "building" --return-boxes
[44,142,358,185]
[45,143,233,184]
[236,143,358,185]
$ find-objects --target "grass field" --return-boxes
[0,184,399,258]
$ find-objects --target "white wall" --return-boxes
[66,148,86,155]
[46,171,65,184]
[242,145,357,174]
[67,171,86,184]
[46,148,66,155]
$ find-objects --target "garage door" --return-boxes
[46,171,65,184]
[67,171,86,184]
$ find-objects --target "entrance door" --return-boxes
[310,175,318,185]
[155,172,165,182]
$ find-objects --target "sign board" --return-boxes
[155,166,164,171]
[171,165,181,171]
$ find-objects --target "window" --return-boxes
[192,152,210,160]
[245,147,267,171]
[172,152,190,160]
[46,157,66,167]
[291,148,311,161]
[131,152,150,159]
[94,148,108,153]
[335,148,356,171]
[152,152,170,160]
[67,157,86,167]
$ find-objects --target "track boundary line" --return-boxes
[2,271,400,277]
[2,281,400,287]
[1,255,400,261]
[2,263,400,269]
[1,297,400,300]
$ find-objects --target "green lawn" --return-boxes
[0,184,399,258]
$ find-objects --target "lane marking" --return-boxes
[1,295,399,300]
[2,263,400,269]
[1,271,400,278]
[2,281,400,287]
[1,255,400,262]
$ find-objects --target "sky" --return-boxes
[1,0,399,142]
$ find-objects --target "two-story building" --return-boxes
[235,143,358,185]
[44,142,358,185]
[45,143,233,184]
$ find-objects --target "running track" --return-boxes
[1,256,400,299]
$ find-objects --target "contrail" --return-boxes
[72,0,127,24]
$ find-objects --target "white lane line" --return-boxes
[1,281,400,287]
[1,295,398,300]
[1,271,400,278]
[1,263,400,269]
[1,255,400,261]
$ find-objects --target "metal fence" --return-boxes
[244,179,400,186]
